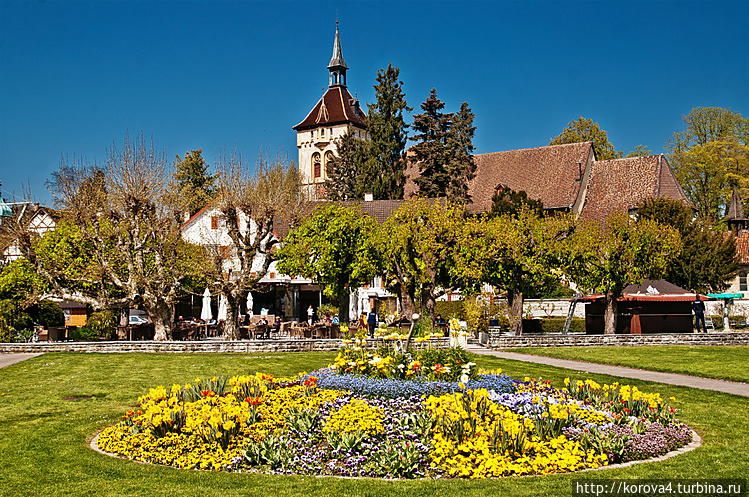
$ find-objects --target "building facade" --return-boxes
[292,22,368,200]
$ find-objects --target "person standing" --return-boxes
[367,308,378,337]
[692,294,707,333]
[307,305,314,326]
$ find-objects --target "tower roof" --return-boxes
[327,21,348,70]
[727,185,746,221]
[292,86,366,131]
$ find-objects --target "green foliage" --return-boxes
[537,317,585,334]
[68,326,101,341]
[462,294,497,335]
[326,130,370,201]
[626,145,652,157]
[667,107,749,221]
[434,300,464,321]
[0,259,48,304]
[489,187,544,219]
[549,116,623,160]
[363,63,411,200]
[379,198,465,319]
[316,303,338,318]
[29,300,65,328]
[86,309,118,338]
[410,89,476,202]
[173,149,215,215]
[565,213,682,334]
[276,204,380,321]
[637,197,738,292]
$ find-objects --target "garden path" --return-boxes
[0,353,42,369]
[468,346,749,398]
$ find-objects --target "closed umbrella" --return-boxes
[218,294,228,321]
[246,292,254,316]
[200,288,212,322]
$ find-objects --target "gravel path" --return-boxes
[0,353,43,369]
[468,346,749,397]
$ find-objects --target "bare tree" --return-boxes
[208,149,302,340]
[36,132,201,340]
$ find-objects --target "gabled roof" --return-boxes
[404,141,594,212]
[734,230,749,264]
[579,154,691,221]
[293,86,366,131]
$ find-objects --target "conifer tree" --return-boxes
[363,64,411,199]
[173,149,215,215]
[410,89,452,198]
[326,129,369,201]
[445,102,477,202]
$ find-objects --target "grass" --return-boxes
[0,350,747,496]
[504,346,749,383]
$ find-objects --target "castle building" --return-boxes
[293,22,368,200]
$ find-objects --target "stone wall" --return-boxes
[0,338,451,354]
[486,331,749,348]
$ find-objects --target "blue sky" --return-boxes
[1,0,747,206]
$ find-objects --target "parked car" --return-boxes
[129,315,149,326]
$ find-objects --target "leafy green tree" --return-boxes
[173,149,216,216]
[363,64,411,200]
[488,186,544,219]
[637,197,738,293]
[455,208,573,335]
[379,198,464,322]
[550,117,623,160]
[410,89,453,199]
[444,102,477,203]
[672,137,749,221]
[627,145,652,157]
[326,129,370,201]
[565,213,682,334]
[667,107,749,221]
[275,204,381,322]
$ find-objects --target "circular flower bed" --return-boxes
[96,347,694,478]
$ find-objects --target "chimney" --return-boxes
[364,193,373,202]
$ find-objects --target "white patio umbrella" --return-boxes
[246,291,254,316]
[200,288,212,322]
[217,294,228,321]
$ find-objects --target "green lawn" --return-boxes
[1,351,747,497]
[505,345,749,383]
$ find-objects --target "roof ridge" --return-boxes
[475,141,593,158]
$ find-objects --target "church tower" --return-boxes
[293,21,368,200]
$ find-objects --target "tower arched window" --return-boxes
[324,151,335,176]
[312,153,321,178]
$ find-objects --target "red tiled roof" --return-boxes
[734,230,749,264]
[404,142,594,212]
[579,154,691,222]
[293,86,367,131]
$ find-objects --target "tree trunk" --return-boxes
[422,288,436,324]
[144,297,173,341]
[399,286,417,319]
[604,289,618,335]
[508,288,524,336]
[338,292,350,324]
[224,292,240,341]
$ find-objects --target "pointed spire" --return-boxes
[727,185,746,221]
[328,20,348,70]
[327,21,348,87]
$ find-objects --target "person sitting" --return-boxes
[331,314,339,324]
[435,314,445,324]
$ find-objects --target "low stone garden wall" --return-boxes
[0,337,451,354]
[486,329,749,348]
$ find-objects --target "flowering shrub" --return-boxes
[97,368,692,478]
[331,340,479,382]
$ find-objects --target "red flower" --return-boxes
[245,396,262,406]
[201,390,215,397]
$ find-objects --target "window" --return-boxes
[741,272,747,291]
[324,151,334,175]
[210,216,218,229]
[321,128,325,137]
[312,153,321,178]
